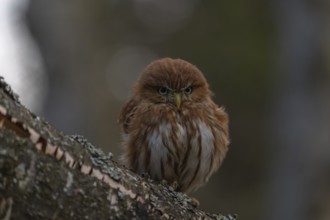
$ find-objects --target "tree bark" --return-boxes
[0,77,236,220]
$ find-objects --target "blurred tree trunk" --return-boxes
[264,0,330,219]
[26,1,122,153]
[0,79,235,220]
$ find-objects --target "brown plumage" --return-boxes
[119,58,229,193]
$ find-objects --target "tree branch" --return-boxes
[0,77,236,220]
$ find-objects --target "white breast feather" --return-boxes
[198,121,214,176]
[147,123,171,179]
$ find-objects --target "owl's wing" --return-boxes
[215,106,230,144]
[215,106,229,128]
[119,98,138,134]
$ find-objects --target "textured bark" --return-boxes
[0,78,236,220]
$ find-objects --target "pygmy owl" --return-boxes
[119,58,229,193]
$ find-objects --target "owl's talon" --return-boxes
[161,180,179,191]
[190,197,200,207]
[141,172,151,179]
[171,180,179,191]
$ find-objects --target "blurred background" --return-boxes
[1,0,330,219]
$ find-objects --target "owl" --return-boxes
[119,58,229,193]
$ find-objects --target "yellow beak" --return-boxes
[174,93,182,108]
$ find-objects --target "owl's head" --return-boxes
[134,58,212,108]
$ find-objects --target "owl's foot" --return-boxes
[140,172,151,179]
[161,179,180,191]
[190,197,200,207]
[171,180,179,191]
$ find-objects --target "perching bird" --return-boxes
[119,58,229,193]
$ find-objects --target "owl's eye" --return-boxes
[158,87,169,95]
[184,87,192,94]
